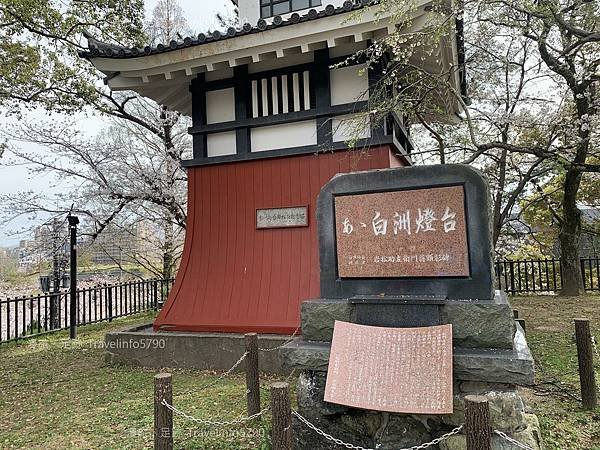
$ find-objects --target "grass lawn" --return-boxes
[511,296,600,450]
[0,313,282,449]
[0,296,598,449]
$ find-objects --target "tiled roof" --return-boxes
[80,0,376,59]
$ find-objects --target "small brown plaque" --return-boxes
[256,206,308,229]
[324,321,453,414]
[334,185,469,278]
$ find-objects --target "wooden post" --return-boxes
[270,382,292,450]
[245,332,261,416]
[574,319,598,410]
[464,395,491,450]
[516,318,526,334]
[154,373,173,450]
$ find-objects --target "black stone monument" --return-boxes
[280,164,542,450]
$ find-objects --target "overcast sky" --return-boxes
[0,0,230,247]
[161,0,233,32]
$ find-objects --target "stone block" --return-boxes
[301,299,353,341]
[103,325,290,374]
[377,414,433,449]
[441,292,515,349]
[294,398,440,450]
[281,328,535,385]
[292,372,542,450]
[297,370,349,416]
[453,328,534,385]
[354,302,441,328]
[458,381,515,393]
[293,409,382,450]
[282,338,330,371]
[300,290,515,348]
[439,412,542,450]
[441,390,527,433]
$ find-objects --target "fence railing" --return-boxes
[2,258,598,343]
[0,278,174,344]
[495,258,600,294]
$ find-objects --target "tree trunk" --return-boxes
[160,108,179,282]
[559,168,584,296]
[162,218,175,281]
[492,148,508,247]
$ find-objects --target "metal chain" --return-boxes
[198,351,248,391]
[162,399,268,427]
[259,327,300,352]
[293,410,463,450]
[494,430,534,450]
[260,369,298,395]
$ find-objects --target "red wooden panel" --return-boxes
[154,146,401,334]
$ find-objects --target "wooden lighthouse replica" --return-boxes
[82,0,465,335]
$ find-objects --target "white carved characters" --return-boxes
[341,206,458,237]
[415,208,437,233]
[441,206,457,233]
[342,217,353,235]
[393,211,411,235]
[372,212,388,236]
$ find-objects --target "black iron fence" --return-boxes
[0,278,174,344]
[2,259,598,343]
[495,258,600,294]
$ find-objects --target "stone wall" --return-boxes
[292,371,543,450]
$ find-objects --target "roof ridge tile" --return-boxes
[80,1,380,59]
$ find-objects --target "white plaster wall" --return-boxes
[238,0,260,25]
[251,120,317,152]
[330,64,369,106]
[206,88,235,124]
[331,114,371,143]
[207,131,237,156]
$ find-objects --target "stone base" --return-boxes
[103,324,289,374]
[286,291,541,449]
[293,371,543,450]
[301,291,516,349]
[281,326,534,385]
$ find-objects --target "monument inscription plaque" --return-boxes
[317,165,495,301]
[256,206,308,229]
[324,321,453,414]
[334,185,469,278]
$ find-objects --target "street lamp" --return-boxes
[67,214,79,339]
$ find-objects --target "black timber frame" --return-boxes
[190,73,207,159]
[185,51,414,167]
[234,66,251,155]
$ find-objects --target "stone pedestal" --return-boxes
[281,292,543,450]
